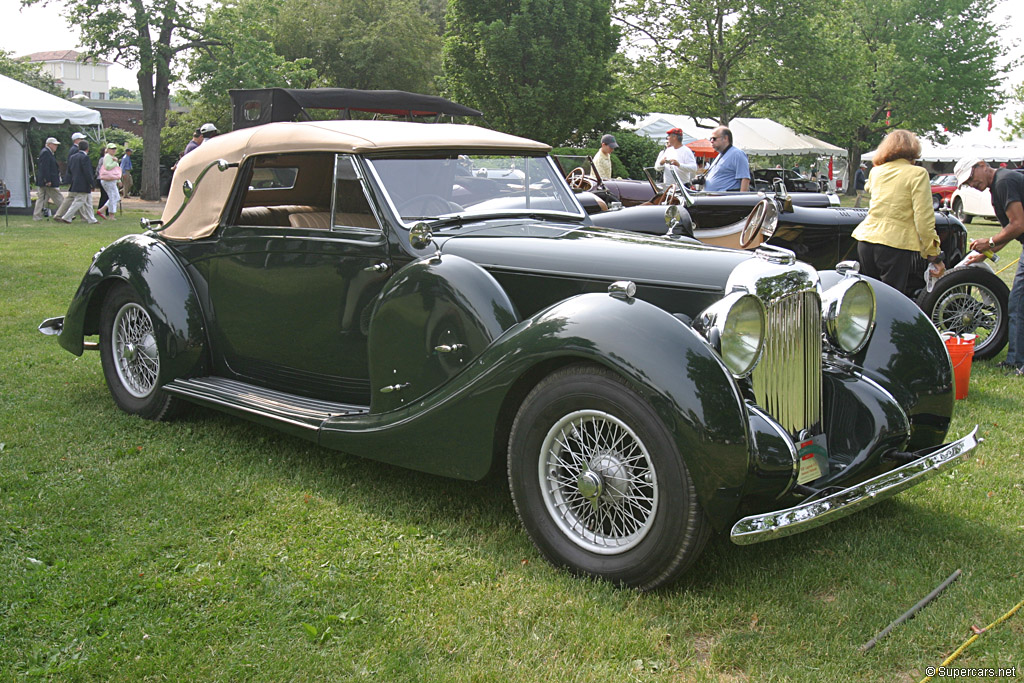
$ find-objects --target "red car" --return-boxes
[931,173,957,208]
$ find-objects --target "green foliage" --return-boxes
[772,0,1005,160]
[620,0,827,124]
[108,87,140,101]
[272,0,442,93]
[1005,84,1024,140]
[184,0,317,123]
[443,0,628,145]
[0,50,66,95]
[607,130,663,180]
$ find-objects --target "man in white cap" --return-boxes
[33,137,63,221]
[54,133,88,220]
[955,156,1024,374]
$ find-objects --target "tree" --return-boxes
[108,86,140,101]
[775,0,1006,187]
[171,0,316,153]
[272,0,442,94]
[22,0,221,200]
[0,50,65,95]
[618,0,828,125]
[443,0,627,145]
[1003,83,1024,140]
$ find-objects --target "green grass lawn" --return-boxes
[2,212,1021,681]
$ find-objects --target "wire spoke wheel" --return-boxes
[919,267,1009,360]
[99,283,179,420]
[540,410,658,554]
[508,364,709,589]
[112,303,160,398]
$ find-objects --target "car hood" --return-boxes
[434,219,754,294]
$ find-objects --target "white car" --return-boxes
[949,184,995,223]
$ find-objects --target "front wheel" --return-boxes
[99,283,180,420]
[507,364,710,590]
[917,267,1009,361]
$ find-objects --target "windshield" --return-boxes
[367,154,585,224]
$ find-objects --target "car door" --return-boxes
[204,154,392,404]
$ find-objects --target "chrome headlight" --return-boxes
[822,275,875,354]
[694,292,766,377]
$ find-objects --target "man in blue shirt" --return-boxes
[704,126,751,192]
[119,148,134,197]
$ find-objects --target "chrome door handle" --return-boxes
[434,344,466,354]
[363,262,389,273]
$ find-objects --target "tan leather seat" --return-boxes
[289,211,379,230]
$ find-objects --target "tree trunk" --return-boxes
[136,65,171,201]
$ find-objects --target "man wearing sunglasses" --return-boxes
[954,157,1024,374]
[704,126,750,192]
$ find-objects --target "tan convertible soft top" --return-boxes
[160,121,552,240]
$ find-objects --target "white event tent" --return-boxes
[862,114,1024,169]
[629,113,845,156]
[0,74,102,209]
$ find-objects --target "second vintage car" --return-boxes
[41,120,977,589]
[591,178,1010,360]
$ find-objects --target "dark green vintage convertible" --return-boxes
[41,121,977,589]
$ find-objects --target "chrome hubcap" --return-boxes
[539,410,658,555]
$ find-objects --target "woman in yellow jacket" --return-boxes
[852,130,945,294]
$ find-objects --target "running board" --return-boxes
[164,377,368,432]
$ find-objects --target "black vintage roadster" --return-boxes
[41,121,977,589]
[590,178,1010,360]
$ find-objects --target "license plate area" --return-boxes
[797,435,828,485]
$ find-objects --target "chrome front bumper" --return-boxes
[730,426,980,545]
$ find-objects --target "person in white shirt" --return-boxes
[654,128,699,185]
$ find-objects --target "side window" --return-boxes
[234,153,333,228]
[332,155,381,231]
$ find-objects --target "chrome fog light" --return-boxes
[694,292,766,377]
[822,277,875,354]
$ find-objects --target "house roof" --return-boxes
[23,50,112,65]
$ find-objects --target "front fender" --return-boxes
[821,270,954,450]
[323,291,753,528]
[57,233,207,380]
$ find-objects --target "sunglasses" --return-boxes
[709,136,719,141]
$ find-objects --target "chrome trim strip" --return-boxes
[730,426,980,545]
[746,403,800,496]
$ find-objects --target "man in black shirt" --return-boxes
[955,157,1024,374]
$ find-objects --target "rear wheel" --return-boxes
[952,197,972,223]
[507,364,710,590]
[917,267,1009,360]
[99,283,180,420]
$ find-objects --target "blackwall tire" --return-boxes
[99,283,180,420]
[507,364,710,590]
[952,198,972,223]
[917,267,1009,361]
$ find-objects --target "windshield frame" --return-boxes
[364,152,588,228]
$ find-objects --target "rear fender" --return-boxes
[57,233,207,379]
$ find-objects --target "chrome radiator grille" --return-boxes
[750,290,822,436]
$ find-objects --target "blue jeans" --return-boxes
[1007,251,1024,367]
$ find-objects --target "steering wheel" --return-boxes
[566,167,595,192]
[398,194,464,217]
[739,199,769,248]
